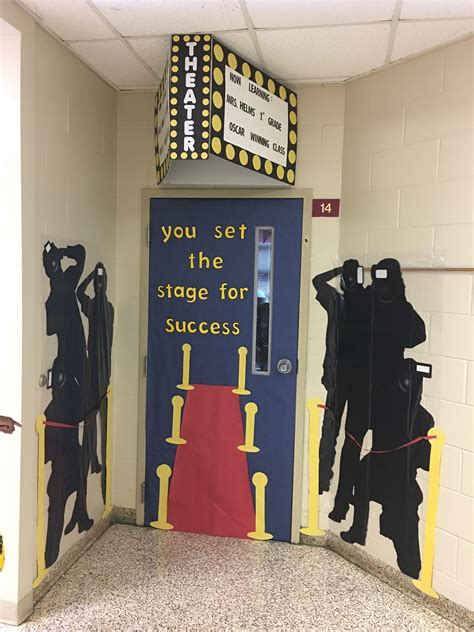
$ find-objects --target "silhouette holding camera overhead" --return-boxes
[316,258,426,526]
[42,242,93,568]
[328,259,426,523]
[64,262,114,533]
[341,358,433,579]
[313,259,368,494]
[77,263,114,503]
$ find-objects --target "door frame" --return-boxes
[136,187,312,544]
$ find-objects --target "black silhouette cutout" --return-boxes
[341,359,433,579]
[314,260,367,493]
[314,258,431,578]
[42,243,114,567]
[329,259,426,523]
[43,242,93,568]
[77,263,114,503]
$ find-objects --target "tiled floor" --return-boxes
[8,525,460,631]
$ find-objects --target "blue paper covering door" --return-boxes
[145,197,303,542]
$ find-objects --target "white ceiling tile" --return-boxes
[257,24,390,81]
[400,1,473,20]
[92,0,246,37]
[127,36,169,78]
[213,30,261,66]
[70,39,158,87]
[127,32,260,84]
[392,19,474,60]
[246,0,396,28]
[291,77,350,84]
[19,0,115,41]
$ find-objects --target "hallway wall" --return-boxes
[336,37,473,609]
[3,1,470,616]
[33,21,117,570]
[0,14,23,616]
[0,0,117,620]
[113,86,344,523]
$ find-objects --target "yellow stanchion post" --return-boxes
[232,346,251,395]
[102,386,113,519]
[301,399,326,536]
[33,414,48,588]
[248,472,273,540]
[177,343,194,391]
[238,402,260,453]
[166,395,186,445]
[0,536,4,571]
[150,464,174,530]
[412,427,445,599]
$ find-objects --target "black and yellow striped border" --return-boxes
[209,38,297,185]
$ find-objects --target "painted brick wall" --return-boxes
[113,86,345,517]
[0,0,117,613]
[33,25,117,565]
[294,86,345,527]
[335,37,473,609]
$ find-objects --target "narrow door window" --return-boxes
[252,227,274,374]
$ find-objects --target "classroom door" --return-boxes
[145,196,304,542]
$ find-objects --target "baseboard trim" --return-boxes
[111,506,136,525]
[301,532,473,631]
[22,509,472,630]
[32,513,112,605]
[0,590,33,626]
[32,507,137,606]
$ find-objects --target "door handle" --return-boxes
[277,359,293,375]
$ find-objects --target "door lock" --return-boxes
[277,359,293,375]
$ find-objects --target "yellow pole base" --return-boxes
[177,384,194,391]
[102,505,112,519]
[238,444,260,453]
[412,579,439,599]
[33,569,48,588]
[232,388,251,395]
[34,414,47,589]
[300,526,326,536]
[166,437,187,445]
[150,520,174,530]
[247,531,273,541]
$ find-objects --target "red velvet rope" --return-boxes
[346,431,437,454]
[317,402,437,453]
[43,392,108,429]
[44,416,99,429]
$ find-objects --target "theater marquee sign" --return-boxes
[154,34,297,186]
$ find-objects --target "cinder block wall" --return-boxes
[336,37,473,609]
[113,86,345,516]
[34,24,118,564]
[114,37,472,611]
[294,86,345,527]
[0,0,117,620]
